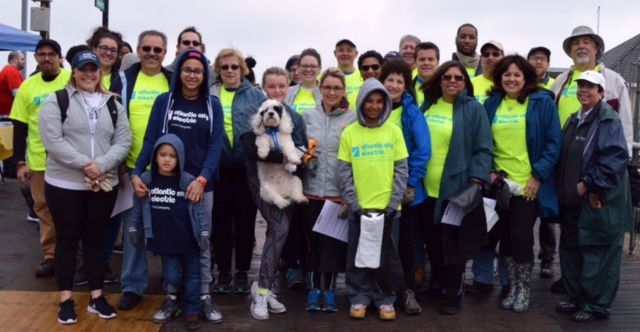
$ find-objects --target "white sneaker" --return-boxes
[251,292,269,320]
[250,281,286,314]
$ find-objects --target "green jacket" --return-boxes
[423,91,493,223]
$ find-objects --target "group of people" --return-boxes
[3,21,634,330]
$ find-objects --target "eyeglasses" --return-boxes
[181,40,201,47]
[141,46,164,54]
[36,52,58,59]
[320,85,344,93]
[442,74,465,82]
[220,64,240,71]
[482,51,502,58]
[361,64,380,71]
[181,68,205,76]
[528,56,548,63]
[300,64,319,70]
[97,45,118,54]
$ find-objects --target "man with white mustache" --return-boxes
[552,26,632,152]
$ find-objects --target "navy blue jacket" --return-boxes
[484,90,561,218]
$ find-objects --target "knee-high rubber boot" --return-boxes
[512,262,533,313]
[501,257,517,309]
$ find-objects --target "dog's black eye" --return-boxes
[274,105,282,114]
[260,110,267,116]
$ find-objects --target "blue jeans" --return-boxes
[162,252,201,315]
[472,248,508,286]
[120,207,148,295]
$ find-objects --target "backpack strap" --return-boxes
[106,96,118,128]
[55,89,70,123]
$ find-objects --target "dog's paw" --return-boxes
[294,196,309,204]
[284,163,297,173]
[275,198,290,209]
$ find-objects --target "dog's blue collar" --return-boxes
[265,127,280,153]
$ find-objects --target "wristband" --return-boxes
[196,176,207,186]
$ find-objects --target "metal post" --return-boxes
[634,56,640,161]
[39,1,49,39]
[102,0,109,28]
[21,0,29,77]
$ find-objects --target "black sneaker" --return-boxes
[213,272,232,294]
[233,271,250,294]
[73,265,88,286]
[104,262,118,284]
[540,260,554,279]
[58,299,77,325]
[35,258,54,278]
[183,314,201,330]
[117,291,142,310]
[87,296,117,319]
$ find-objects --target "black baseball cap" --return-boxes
[36,38,62,56]
[335,39,356,48]
[527,46,551,61]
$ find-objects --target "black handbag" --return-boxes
[448,183,482,215]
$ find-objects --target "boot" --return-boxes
[512,262,532,313]
[501,257,517,309]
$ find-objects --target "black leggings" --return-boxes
[212,167,257,272]
[45,183,117,291]
[498,196,539,263]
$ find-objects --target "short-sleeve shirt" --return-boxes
[471,75,494,105]
[291,86,317,114]
[337,121,408,210]
[126,72,169,168]
[9,69,72,170]
[220,88,236,147]
[557,67,600,128]
[0,65,24,115]
[344,71,363,110]
[424,98,453,198]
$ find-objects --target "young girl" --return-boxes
[128,134,209,330]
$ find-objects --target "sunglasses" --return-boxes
[141,46,164,54]
[442,74,465,82]
[220,64,240,71]
[361,64,380,71]
[482,51,502,58]
[181,40,201,47]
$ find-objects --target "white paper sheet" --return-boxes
[355,212,384,268]
[483,198,499,232]
[312,200,349,243]
[111,176,134,218]
[441,203,464,226]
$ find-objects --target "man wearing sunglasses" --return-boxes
[166,26,207,74]
[111,29,172,311]
[10,39,71,279]
[471,40,504,104]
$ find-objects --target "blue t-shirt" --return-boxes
[167,95,213,191]
[147,174,198,254]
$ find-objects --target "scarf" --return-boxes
[455,51,479,70]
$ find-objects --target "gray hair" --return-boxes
[137,30,167,49]
[8,51,22,62]
[399,34,421,49]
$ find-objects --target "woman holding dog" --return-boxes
[301,68,356,312]
[209,48,266,296]
[241,67,307,320]
[483,55,561,313]
[131,49,225,323]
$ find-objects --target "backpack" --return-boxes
[54,89,118,128]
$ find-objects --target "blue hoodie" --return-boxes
[132,50,223,191]
[128,133,210,252]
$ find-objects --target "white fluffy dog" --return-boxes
[251,99,308,209]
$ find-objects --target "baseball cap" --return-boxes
[576,70,605,91]
[36,38,62,56]
[527,46,551,61]
[335,39,356,48]
[72,50,100,70]
[480,40,504,54]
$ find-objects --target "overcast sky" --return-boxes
[2,0,640,79]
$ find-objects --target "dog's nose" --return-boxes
[268,111,274,117]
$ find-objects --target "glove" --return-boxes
[200,234,210,253]
[384,207,397,221]
[338,203,349,220]
[402,186,416,205]
[128,227,139,248]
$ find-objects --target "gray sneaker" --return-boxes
[153,294,181,323]
[200,295,223,323]
[400,289,422,315]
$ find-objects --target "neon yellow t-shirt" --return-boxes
[558,66,600,128]
[412,67,419,79]
[424,98,453,198]
[472,75,493,105]
[292,87,317,114]
[102,73,111,91]
[126,72,169,168]
[220,88,236,147]
[388,105,403,129]
[492,97,532,193]
[337,121,408,210]
[541,77,555,91]
[465,66,476,78]
[344,71,363,110]
[415,79,425,108]
[9,69,72,171]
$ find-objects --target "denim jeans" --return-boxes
[162,252,201,315]
[120,207,148,295]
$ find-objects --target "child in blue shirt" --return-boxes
[128,134,210,330]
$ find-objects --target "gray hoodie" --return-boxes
[39,85,131,190]
[337,78,408,214]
